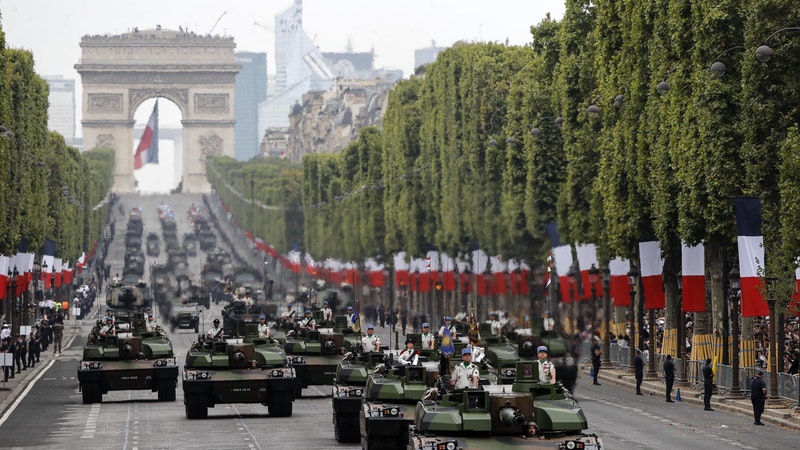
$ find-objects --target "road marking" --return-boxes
[0,358,57,428]
[81,403,101,439]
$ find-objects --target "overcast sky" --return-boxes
[0,0,565,193]
[1,0,565,82]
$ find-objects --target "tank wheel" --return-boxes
[81,382,102,404]
[294,384,303,399]
[157,385,176,402]
[267,390,293,417]
[362,435,404,450]
[185,394,208,419]
[334,414,360,443]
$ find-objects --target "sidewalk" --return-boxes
[0,315,91,419]
[587,363,799,431]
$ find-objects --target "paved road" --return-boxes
[0,193,794,449]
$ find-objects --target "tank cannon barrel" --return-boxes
[498,407,526,427]
[122,343,134,355]
[233,351,246,362]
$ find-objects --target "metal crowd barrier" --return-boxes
[578,340,798,402]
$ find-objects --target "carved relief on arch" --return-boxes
[198,133,223,160]
[96,133,115,149]
[88,94,123,113]
[129,88,189,116]
[195,93,229,114]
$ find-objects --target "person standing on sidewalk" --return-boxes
[751,370,767,425]
[52,320,64,353]
[702,358,714,411]
[590,342,602,385]
[634,349,644,395]
[663,354,675,402]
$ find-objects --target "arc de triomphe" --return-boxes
[75,28,240,193]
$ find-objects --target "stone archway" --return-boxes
[75,28,240,193]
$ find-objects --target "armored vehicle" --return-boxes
[182,232,199,256]
[333,361,438,444]
[182,335,297,419]
[106,283,150,310]
[198,230,217,252]
[145,232,160,257]
[280,326,349,396]
[78,311,178,404]
[515,328,579,393]
[361,360,603,450]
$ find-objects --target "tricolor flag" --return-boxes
[639,241,666,309]
[41,239,55,290]
[546,222,577,303]
[576,243,600,300]
[394,252,410,287]
[440,253,456,291]
[734,196,768,317]
[681,242,706,312]
[364,257,385,288]
[0,255,8,300]
[790,266,800,316]
[609,257,631,307]
[553,244,575,303]
[134,100,159,170]
[490,256,508,295]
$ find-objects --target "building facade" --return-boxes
[234,52,267,161]
[44,75,78,147]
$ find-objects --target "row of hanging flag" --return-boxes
[0,237,99,301]
[220,194,782,318]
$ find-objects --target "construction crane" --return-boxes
[209,11,226,35]
[253,21,274,34]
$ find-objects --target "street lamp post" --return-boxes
[627,264,639,375]
[589,264,600,333]
[676,272,689,386]
[727,265,744,398]
[567,262,579,335]
[765,277,782,405]
[645,305,658,379]
[9,267,18,337]
[601,266,613,368]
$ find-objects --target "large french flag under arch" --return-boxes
[734,196,769,317]
[134,100,159,170]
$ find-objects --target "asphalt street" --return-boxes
[0,193,795,449]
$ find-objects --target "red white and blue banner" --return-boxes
[639,241,665,309]
[576,243,599,300]
[734,196,769,317]
[440,253,457,292]
[552,244,575,303]
[134,100,159,170]
[0,255,8,300]
[681,241,706,312]
[609,257,631,307]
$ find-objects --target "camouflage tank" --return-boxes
[334,351,388,386]
[145,232,160,257]
[514,326,579,393]
[282,327,346,395]
[77,311,178,404]
[333,361,438,444]
[182,336,297,419]
[167,277,209,333]
[369,360,602,450]
[106,283,150,310]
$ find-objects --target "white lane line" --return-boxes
[81,403,101,439]
[0,358,57,427]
